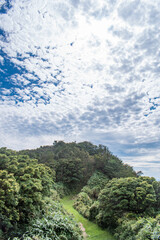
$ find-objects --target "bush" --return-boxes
[74,192,93,219]
[12,200,83,240]
[97,177,156,228]
[115,215,160,240]
[54,182,71,198]
[0,152,54,237]
[83,171,109,199]
[73,171,109,221]
[89,201,99,221]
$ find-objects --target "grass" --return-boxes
[61,196,115,240]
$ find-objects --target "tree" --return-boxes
[97,177,156,228]
[115,215,160,240]
[0,170,19,233]
[0,152,54,231]
[55,158,84,187]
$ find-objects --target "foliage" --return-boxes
[13,199,82,240]
[55,158,84,188]
[0,142,149,240]
[19,141,137,190]
[0,170,19,223]
[74,192,93,219]
[73,171,108,220]
[89,201,100,221]
[20,142,96,189]
[97,177,156,228]
[76,142,107,155]
[152,180,160,211]
[94,154,137,179]
[85,171,109,199]
[54,182,71,198]
[115,215,160,240]
[0,149,54,237]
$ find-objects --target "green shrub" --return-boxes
[97,177,156,228]
[89,201,99,221]
[54,182,71,198]
[115,215,160,240]
[74,192,93,219]
[73,172,109,222]
[12,200,82,240]
[0,152,55,238]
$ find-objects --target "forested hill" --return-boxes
[0,142,160,240]
[19,141,137,189]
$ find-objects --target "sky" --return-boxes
[0,0,160,179]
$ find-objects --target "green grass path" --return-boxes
[61,196,115,240]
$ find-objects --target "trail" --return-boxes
[61,196,115,240]
[79,222,87,239]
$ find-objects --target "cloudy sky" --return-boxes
[0,0,160,179]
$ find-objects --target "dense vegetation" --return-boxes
[20,141,136,190]
[0,141,159,239]
[74,173,160,239]
[0,147,82,240]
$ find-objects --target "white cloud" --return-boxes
[0,55,4,64]
[0,0,6,7]
[0,0,160,178]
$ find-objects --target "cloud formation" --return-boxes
[0,0,160,178]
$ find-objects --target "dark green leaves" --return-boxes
[97,177,156,227]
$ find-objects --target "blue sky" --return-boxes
[0,0,160,179]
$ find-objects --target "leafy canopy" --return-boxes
[97,177,156,227]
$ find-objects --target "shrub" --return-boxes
[97,177,156,228]
[54,182,71,198]
[74,192,93,219]
[114,215,160,240]
[12,200,82,240]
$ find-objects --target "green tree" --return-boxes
[0,170,19,233]
[55,157,85,189]
[74,192,93,219]
[0,151,54,232]
[97,177,156,228]
[115,215,160,240]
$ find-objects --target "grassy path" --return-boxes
[61,196,115,240]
